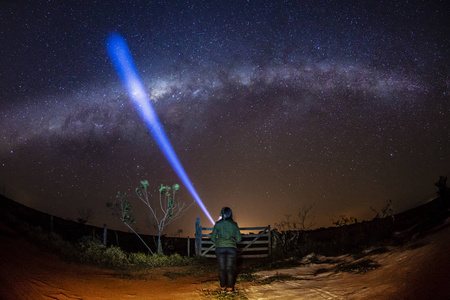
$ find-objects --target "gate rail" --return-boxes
[195,217,271,258]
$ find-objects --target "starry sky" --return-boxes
[0,0,448,237]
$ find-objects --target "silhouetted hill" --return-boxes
[1,193,449,257]
[0,194,193,255]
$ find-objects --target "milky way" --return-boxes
[0,0,448,235]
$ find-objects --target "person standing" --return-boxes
[210,207,242,293]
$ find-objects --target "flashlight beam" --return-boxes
[107,33,215,225]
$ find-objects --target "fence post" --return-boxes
[187,236,190,257]
[103,225,107,247]
[195,217,201,256]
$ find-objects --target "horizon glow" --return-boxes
[106,33,215,225]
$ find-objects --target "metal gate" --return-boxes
[195,217,271,258]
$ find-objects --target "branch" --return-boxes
[122,221,154,255]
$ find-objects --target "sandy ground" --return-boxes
[1,219,449,300]
[246,222,450,300]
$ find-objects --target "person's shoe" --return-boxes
[226,287,234,294]
[220,287,226,294]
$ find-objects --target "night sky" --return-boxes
[1,0,448,237]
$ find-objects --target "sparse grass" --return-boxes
[236,272,262,283]
[352,246,389,259]
[163,258,217,279]
[258,273,299,284]
[334,259,381,274]
[351,251,366,260]
[111,262,216,281]
[2,215,199,270]
[200,288,248,300]
[314,267,331,276]
[260,256,303,271]
[272,217,396,259]
[304,253,340,265]
[239,271,299,285]
[250,253,343,275]
[162,265,215,280]
[74,238,197,269]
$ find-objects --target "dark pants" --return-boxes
[216,247,237,289]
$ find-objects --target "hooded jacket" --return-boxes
[210,219,242,248]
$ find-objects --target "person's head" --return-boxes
[220,207,233,220]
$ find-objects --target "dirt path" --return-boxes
[245,221,450,300]
[0,224,212,300]
[1,220,449,300]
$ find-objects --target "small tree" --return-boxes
[135,181,194,254]
[435,176,448,198]
[77,207,95,225]
[331,214,357,227]
[275,205,316,232]
[275,214,295,231]
[298,204,316,231]
[107,191,154,254]
[370,199,394,220]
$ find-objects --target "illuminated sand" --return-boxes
[0,218,449,299]
[244,220,450,299]
[0,221,208,299]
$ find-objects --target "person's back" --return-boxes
[210,207,242,294]
[210,218,241,248]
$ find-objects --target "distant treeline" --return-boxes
[271,193,450,257]
[1,190,448,258]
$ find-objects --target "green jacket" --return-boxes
[210,219,242,248]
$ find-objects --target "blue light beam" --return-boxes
[106,33,215,225]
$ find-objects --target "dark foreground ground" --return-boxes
[0,206,450,300]
[1,216,450,299]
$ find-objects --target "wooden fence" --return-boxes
[194,217,271,258]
